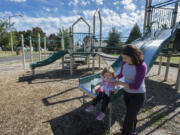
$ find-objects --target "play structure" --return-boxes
[17,0,180,134]
[79,0,180,98]
[27,9,119,76]
[79,0,180,134]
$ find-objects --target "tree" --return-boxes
[31,27,46,51]
[104,27,123,54]
[0,20,8,35]
[0,19,10,50]
[57,28,70,50]
[106,27,122,47]
[126,23,142,44]
[48,33,58,51]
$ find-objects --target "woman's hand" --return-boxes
[115,81,123,86]
[95,88,100,94]
[113,90,118,94]
[115,81,129,89]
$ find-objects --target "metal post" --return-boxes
[143,0,149,33]
[69,27,73,75]
[8,15,23,53]
[8,16,14,54]
[72,56,75,66]
[21,34,25,69]
[10,31,13,54]
[92,53,95,74]
[158,56,162,75]
[32,69,35,76]
[44,36,46,58]
[61,30,65,50]
[93,12,96,52]
[61,30,65,69]
[147,0,152,28]
[70,53,73,75]
[38,33,41,61]
[69,27,73,50]
[87,55,90,68]
[99,55,101,69]
[176,61,180,91]
[171,2,178,28]
[164,56,171,81]
[29,37,33,63]
[98,10,102,52]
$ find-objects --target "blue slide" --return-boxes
[79,22,180,99]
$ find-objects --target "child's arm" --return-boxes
[95,79,105,94]
[95,87,102,94]
[111,78,119,94]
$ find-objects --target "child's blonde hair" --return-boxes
[101,67,116,78]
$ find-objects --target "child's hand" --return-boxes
[113,90,118,94]
[95,88,100,94]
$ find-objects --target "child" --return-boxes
[85,67,118,120]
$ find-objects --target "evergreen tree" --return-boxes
[48,33,58,51]
[126,23,142,44]
[107,27,122,47]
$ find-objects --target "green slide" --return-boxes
[30,50,68,69]
[79,22,180,100]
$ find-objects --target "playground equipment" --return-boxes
[79,0,179,134]
[28,10,119,76]
[18,1,180,133]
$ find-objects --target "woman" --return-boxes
[116,45,147,135]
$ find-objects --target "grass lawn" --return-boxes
[109,54,180,64]
[1,51,180,64]
[0,51,16,58]
[0,51,55,58]
[156,56,180,64]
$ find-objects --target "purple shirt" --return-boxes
[117,61,147,93]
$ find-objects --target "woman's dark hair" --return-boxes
[122,44,144,66]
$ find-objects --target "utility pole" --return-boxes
[8,15,23,54]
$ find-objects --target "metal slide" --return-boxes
[30,50,68,69]
[79,23,180,100]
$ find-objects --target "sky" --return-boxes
[0,0,180,38]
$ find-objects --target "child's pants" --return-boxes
[92,92,110,113]
[122,91,145,135]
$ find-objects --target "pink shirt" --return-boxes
[99,78,116,96]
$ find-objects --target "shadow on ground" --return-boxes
[18,67,100,84]
[42,77,180,135]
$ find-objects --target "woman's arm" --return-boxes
[117,61,125,79]
[129,63,147,90]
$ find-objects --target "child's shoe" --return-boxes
[96,112,105,120]
[85,105,94,112]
